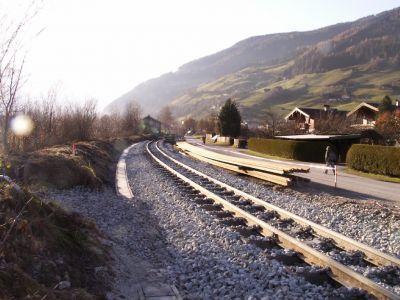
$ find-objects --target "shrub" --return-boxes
[248,138,330,163]
[346,144,400,177]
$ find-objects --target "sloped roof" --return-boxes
[284,107,313,120]
[365,102,380,108]
[142,115,161,124]
[298,108,321,119]
[346,102,379,117]
[285,107,347,120]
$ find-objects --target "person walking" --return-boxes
[324,146,337,175]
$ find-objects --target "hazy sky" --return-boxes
[3,0,400,109]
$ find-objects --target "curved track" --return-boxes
[146,140,400,300]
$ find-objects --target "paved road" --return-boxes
[184,137,400,206]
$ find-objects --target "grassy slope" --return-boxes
[170,61,400,121]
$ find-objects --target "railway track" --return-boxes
[146,140,400,300]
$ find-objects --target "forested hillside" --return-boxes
[107,7,400,122]
[289,8,400,75]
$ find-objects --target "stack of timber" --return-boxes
[176,142,309,186]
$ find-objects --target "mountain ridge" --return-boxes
[106,7,400,122]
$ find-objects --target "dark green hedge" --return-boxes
[346,144,400,177]
[248,138,330,163]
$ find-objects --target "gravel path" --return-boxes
[40,141,386,299]
[162,142,400,259]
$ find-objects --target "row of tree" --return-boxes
[8,96,143,153]
[6,91,399,154]
[157,98,243,138]
[0,5,147,154]
[10,97,242,154]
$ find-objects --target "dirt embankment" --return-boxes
[0,136,147,298]
[0,183,111,299]
[10,137,145,190]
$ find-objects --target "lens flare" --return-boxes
[10,115,34,136]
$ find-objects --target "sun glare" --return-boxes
[10,115,34,136]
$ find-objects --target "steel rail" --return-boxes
[157,141,400,268]
[147,141,400,300]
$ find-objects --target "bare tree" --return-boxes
[0,57,25,153]
[157,106,174,132]
[95,114,114,139]
[53,99,98,143]
[198,114,217,133]
[122,102,142,136]
[42,84,59,141]
[20,97,144,151]
[73,99,98,141]
[0,20,26,153]
[183,117,196,133]
[21,84,60,150]
[0,2,42,153]
[314,115,352,134]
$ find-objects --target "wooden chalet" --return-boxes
[284,105,347,132]
[346,102,379,129]
[346,100,399,128]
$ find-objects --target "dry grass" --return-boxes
[8,137,144,190]
[0,183,111,299]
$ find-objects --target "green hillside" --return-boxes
[169,61,400,121]
[108,7,400,123]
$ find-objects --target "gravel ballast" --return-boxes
[42,185,174,298]
[130,142,365,298]
[41,141,397,299]
[162,142,400,259]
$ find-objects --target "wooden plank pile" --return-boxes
[176,142,309,186]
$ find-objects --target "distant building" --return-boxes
[346,99,400,129]
[285,104,347,132]
[346,102,380,129]
[142,115,161,134]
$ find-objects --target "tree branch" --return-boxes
[0,197,33,254]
